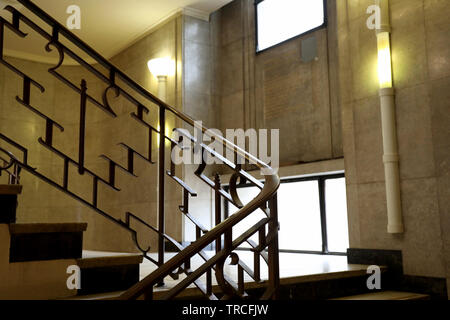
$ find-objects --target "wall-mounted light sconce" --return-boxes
[148,57,175,147]
[147,57,174,102]
[376,0,403,234]
[377,31,392,89]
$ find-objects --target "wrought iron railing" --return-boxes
[0,0,280,299]
[0,146,21,184]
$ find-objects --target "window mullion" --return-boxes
[318,178,328,254]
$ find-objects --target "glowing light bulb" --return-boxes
[377,32,393,88]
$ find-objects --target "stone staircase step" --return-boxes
[68,264,390,300]
[0,184,22,195]
[9,222,87,262]
[76,250,143,296]
[64,291,124,300]
[331,290,430,300]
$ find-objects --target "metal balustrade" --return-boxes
[0,0,280,300]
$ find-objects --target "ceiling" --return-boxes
[0,0,232,64]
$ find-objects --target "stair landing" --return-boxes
[69,252,387,300]
[0,184,22,195]
[331,291,430,300]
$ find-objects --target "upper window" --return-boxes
[256,0,326,52]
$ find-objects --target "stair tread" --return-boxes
[9,222,87,234]
[77,250,143,268]
[64,291,124,300]
[332,290,430,300]
[0,184,22,195]
[275,264,388,286]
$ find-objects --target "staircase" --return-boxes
[0,0,280,300]
[0,185,143,299]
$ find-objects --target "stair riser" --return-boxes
[9,232,83,262]
[276,276,379,300]
[0,194,18,224]
[171,275,385,301]
[78,264,140,296]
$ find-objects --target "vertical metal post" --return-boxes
[127,148,134,174]
[158,106,166,284]
[23,77,31,105]
[0,22,4,58]
[206,269,212,296]
[63,157,69,189]
[78,80,87,174]
[214,173,222,253]
[45,120,54,146]
[148,127,153,162]
[268,194,280,299]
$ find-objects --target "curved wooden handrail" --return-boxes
[119,173,280,299]
[2,1,281,300]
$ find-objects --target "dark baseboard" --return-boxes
[175,275,382,301]
[0,194,17,224]
[347,248,403,275]
[347,248,448,299]
[78,264,140,296]
[276,275,374,300]
[391,275,448,300]
[9,232,83,262]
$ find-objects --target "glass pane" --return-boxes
[325,178,349,253]
[257,0,325,51]
[278,181,322,251]
[228,186,266,248]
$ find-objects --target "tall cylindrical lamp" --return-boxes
[376,0,403,233]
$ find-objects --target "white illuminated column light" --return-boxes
[377,31,392,89]
[147,57,174,102]
[147,58,175,146]
[376,0,403,234]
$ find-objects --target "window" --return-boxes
[256,0,326,52]
[325,178,349,253]
[278,180,323,251]
[225,173,349,255]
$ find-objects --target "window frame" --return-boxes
[254,0,328,54]
[224,172,347,256]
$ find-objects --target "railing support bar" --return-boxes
[78,80,87,174]
[214,173,222,253]
[157,106,166,286]
[267,193,280,299]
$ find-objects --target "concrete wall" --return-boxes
[93,15,185,252]
[0,16,186,253]
[210,0,343,165]
[0,57,69,225]
[181,15,217,242]
[336,0,450,295]
[210,0,449,297]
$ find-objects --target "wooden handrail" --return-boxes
[119,174,279,299]
[1,1,281,300]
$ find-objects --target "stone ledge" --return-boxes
[331,290,430,300]
[9,222,88,234]
[0,184,22,195]
[77,251,143,269]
